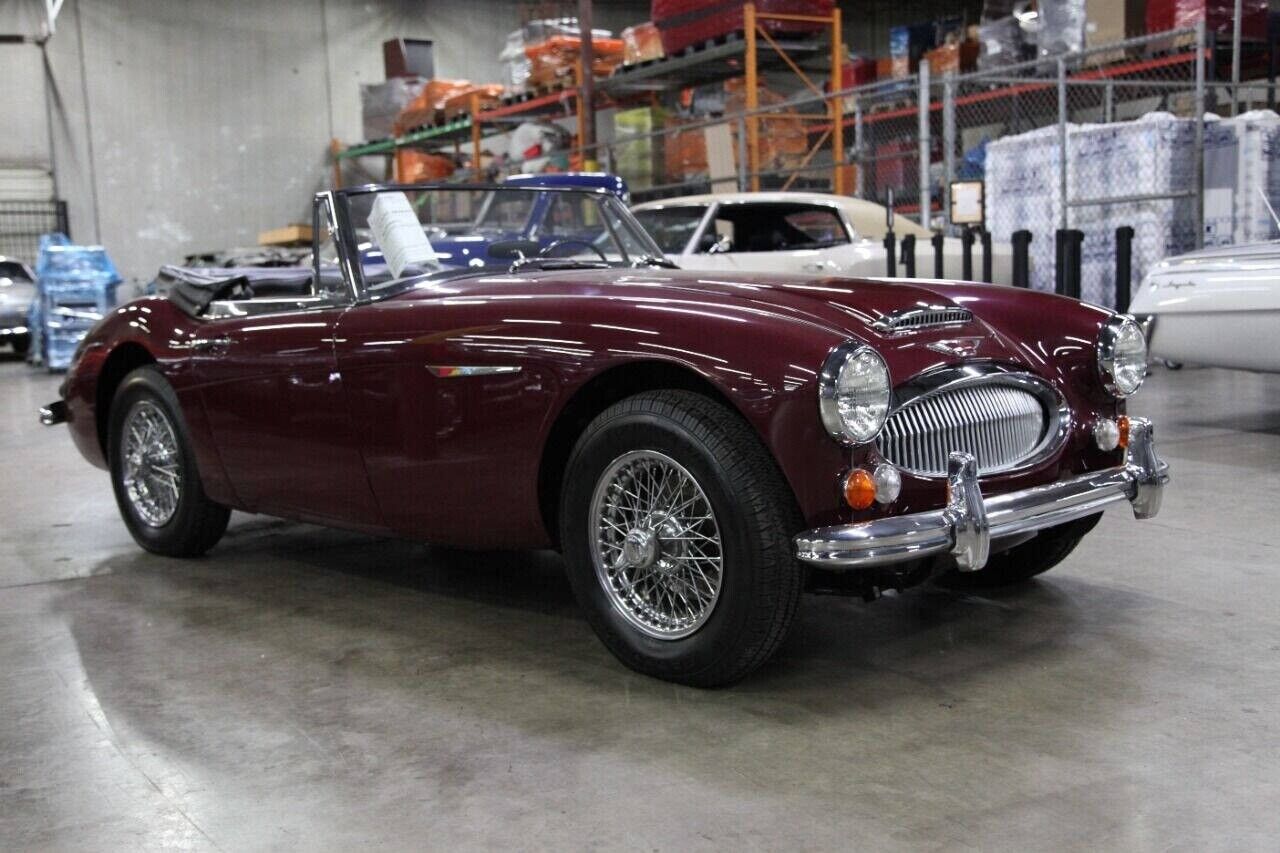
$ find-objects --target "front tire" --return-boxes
[560,390,803,687]
[108,366,230,556]
[935,512,1102,590]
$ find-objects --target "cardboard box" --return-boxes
[1085,0,1144,55]
[258,225,313,247]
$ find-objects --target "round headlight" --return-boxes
[819,344,891,443]
[1097,315,1147,397]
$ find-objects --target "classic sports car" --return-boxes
[0,256,36,355]
[631,192,1015,285]
[43,183,1167,686]
[1129,240,1280,372]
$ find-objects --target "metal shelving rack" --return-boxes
[330,3,844,190]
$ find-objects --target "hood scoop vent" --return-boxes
[873,305,973,334]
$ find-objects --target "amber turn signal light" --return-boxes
[1117,415,1130,449]
[844,469,876,510]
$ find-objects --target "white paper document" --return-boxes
[368,192,441,278]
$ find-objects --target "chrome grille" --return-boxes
[877,381,1050,477]
[874,306,973,333]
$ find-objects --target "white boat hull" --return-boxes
[1129,241,1280,372]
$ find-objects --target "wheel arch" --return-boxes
[536,359,789,547]
[94,342,157,457]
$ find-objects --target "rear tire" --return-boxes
[108,366,230,556]
[10,333,29,356]
[560,390,803,687]
[936,513,1102,590]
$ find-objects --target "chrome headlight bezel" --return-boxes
[818,342,892,444]
[1097,314,1147,398]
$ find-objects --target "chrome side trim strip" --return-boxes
[794,418,1168,571]
[425,365,522,378]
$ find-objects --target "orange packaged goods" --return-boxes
[394,150,455,183]
[923,38,978,76]
[394,78,473,134]
[621,22,664,66]
[442,84,505,120]
[525,34,624,89]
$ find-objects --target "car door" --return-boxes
[193,195,383,529]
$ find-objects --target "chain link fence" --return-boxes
[429,23,1280,309]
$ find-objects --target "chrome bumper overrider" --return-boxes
[794,417,1169,572]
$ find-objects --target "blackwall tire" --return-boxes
[108,365,230,557]
[560,390,803,687]
[935,512,1102,590]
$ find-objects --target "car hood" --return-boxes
[1132,239,1280,315]
[0,280,36,305]
[393,267,1036,366]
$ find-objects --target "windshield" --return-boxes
[340,186,664,295]
[0,261,34,284]
[632,206,707,255]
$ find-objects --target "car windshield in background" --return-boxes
[0,261,33,284]
[632,206,707,255]
[340,186,662,293]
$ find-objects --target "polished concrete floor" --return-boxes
[1,354,1277,851]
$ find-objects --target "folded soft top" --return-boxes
[158,265,313,315]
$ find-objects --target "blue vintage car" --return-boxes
[358,172,631,270]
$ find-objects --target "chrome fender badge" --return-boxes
[926,337,984,358]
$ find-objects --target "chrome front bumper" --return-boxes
[794,417,1169,572]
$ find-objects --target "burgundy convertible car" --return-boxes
[42,184,1168,686]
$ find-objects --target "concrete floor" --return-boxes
[1,354,1277,851]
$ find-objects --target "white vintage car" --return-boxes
[631,192,1014,285]
[1129,240,1280,373]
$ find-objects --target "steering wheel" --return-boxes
[539,238,609,262]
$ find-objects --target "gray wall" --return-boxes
[3,0,649,281]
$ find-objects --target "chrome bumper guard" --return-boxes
[794,417,1169,572]
[39,400,67,426]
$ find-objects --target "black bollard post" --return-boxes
[1056,229,1083,299]
[932,232,945,278]
[901,234,916,277]
[961,227,975,281]
[883,230,897,277]
[980,229,993,283]
[1011,230,1032,288]
[1114,225,1135,312]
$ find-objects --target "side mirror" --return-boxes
[489,240,541,261]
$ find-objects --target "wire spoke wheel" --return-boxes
[589,450,724,640]
[120,399,183,527]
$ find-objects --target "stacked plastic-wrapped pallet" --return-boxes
[987,114,1203,307]
[35,235,121,371]
[1226,111,1280,245]
[1069,113,1198,307]
[986,124,1068,294]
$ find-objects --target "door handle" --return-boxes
[803,261,830,273]
[190,336,231,352]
